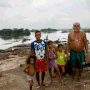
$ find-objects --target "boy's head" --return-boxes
[35,30,41,40]
[58,44,63,51]
[26,54,36,64]
[48,40,53,48]
[73,22,81,33]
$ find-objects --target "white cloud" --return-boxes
[0,0,90,29]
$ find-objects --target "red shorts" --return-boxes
[35,59,48,72]
[57,65,65,68]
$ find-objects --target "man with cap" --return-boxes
[66,22,88,82]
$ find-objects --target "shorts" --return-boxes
[27,75,33,81]
[57,65,65,68]
[69,50,87,66]
[35,59,48,72]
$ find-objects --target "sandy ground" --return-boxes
[0,64,90,90]
[0,44,90,90]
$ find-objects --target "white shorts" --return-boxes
[27,75,33,81]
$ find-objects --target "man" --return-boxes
[31,30,47,88]
[66,22,88,81]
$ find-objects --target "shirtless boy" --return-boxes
[23,54,36,90]
[66,22,88,81]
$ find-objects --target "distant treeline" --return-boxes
[0,28,59,36]
[0,28,30,36]
[82,29,90,33]
[30,28,58,33]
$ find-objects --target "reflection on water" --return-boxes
[0,35,29,40]
[1,36,13,40]
[0,31,58,40]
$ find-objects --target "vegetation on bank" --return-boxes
[82,29,90,33]
[0,28,30,36]
[30,28,59,33]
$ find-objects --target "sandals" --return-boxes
[61,83,66,86]
[49,81,53,85]
[79,79,83,82]
[37,86,41,89]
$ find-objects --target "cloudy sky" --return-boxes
[0,0,90,30]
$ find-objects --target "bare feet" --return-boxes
[41,82,46,86]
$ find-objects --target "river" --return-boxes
[0,31,90,50]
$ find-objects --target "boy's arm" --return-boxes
[45,41,48,62]
[44,41,48,67]
[31,49,34,54]
[30,42,34,54]
[23,65,29,74]
[53,49,58,59]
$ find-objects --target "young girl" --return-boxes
[47,40,63,85]
[56,44,66,76]
[23,54,36,90]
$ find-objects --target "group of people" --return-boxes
[23,22,88,90]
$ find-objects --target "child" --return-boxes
[47,40,63,85]
[56,44,66,76]
[23,54,36,90]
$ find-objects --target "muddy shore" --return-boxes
[0,43,90,90]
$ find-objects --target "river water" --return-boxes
[0,31,90,50]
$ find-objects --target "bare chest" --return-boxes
[70,33,84,41]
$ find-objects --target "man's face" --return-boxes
[35,32,41,40]
[73,25,80,33]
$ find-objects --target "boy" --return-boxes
[31,31,47,88]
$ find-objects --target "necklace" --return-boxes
[74,32,80,41]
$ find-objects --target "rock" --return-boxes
[13,43,30,47]
[0,72,2,77]
[20,64,24,68]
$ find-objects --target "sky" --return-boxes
[0,0,90,30]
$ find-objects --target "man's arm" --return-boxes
[83,33,88,53]
[66,33,71,60]
[83,32,88,60]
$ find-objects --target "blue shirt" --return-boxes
[31,40,46,60]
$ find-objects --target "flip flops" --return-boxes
[61,83,66,86]
[37,86,41,89]
[49,81,53,85]
[79,79,83,83]
[79,79,83,82]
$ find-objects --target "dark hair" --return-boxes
[26,54,36,65]
[48,40,53,45]
[35,30,41,35]
[58,44,63,48]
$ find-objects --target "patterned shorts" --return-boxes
[35,59,48,72]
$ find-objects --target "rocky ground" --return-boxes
[0,44,90,90]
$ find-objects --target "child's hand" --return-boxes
[44,61,47,68]
[35,64,37,69]
[49,57,53,60]
[67,55,70,61]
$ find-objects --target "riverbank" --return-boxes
[0,43,90,90]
